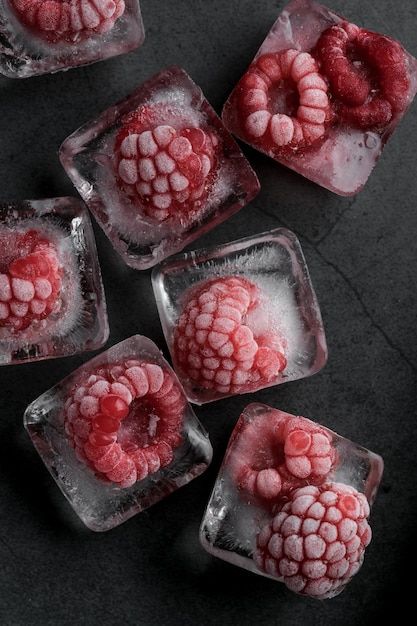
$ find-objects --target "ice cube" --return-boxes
[24,335,213,531]
[0,0,145,78]
[200,403,383,599]
[152,227,327,404]
[59,66,260,270]
[222,0,417,196]
[0,197,108,366]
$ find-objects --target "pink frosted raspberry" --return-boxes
[238,49,330,150]
[316,22,410,129]
[229,411,335,502]
[10,0,126,43]
[282,416,335,481]
[173,276,287,397]
[64,359,185,488]
[115,104,218,223]
[0,229,62,332]
[254,483,372,599]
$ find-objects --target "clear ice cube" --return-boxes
[0,0,145,78]
[222,0,417,196]
[200,403,383,599]
[0,196,108,366]
[59,66,260,270]
[24,335,213,531]
[152,228,327,404]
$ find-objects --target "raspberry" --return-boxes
[254,483,372,599]
[229,411,335,502]
[64,359,185,488]
[315,24,370,107]
[316,22,410,129]
[115,104,219,223]
[173,276,287,397]
[237,50,330,150]
[0,229,62,332]
[10,0,125,43]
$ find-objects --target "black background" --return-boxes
[1,1,416,624]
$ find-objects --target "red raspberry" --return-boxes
[237,49,330,150]
[173,276,287,397]
[254,483,372,599]
[64,359,185,488]
[0,229,62,332]
[115,104,219,223]
[229,411,335,502]
[316,22,410,129]
[10,0,125,43]
[282,416,335,481]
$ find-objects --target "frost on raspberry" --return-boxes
[10,0,126,43]
[115,104,219,224]
[229,411,335,503]
[64,359,185,488]
[0,229,62,333]
[237,49,331,152]
[173,276,288,398]
[316,21,411,130]
[254,483,372,599]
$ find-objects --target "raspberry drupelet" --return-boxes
[173,276,287,397]
[230,412,335,502]
[115,104,218,223]
[254,483,372,599]
[64,359,185,488]
[10,0,126,43]
[0,229,62,332]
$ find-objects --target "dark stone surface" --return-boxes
[0,1,416,624]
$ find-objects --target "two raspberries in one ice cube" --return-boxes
[228,410,372,599]
[0,229,62,332]
[237,20,410,152]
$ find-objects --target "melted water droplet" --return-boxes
[364,133,378,149]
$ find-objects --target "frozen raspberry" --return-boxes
[10,0,125,43]
[254,483,372,599]
[0,229,62,332]
[64,359,185,488]
[115,104,219,223]
[316,22,410,129]
[282,416,335,481]
[173,276,287,397]
[229,411,335,502]
[237,49,330,150]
